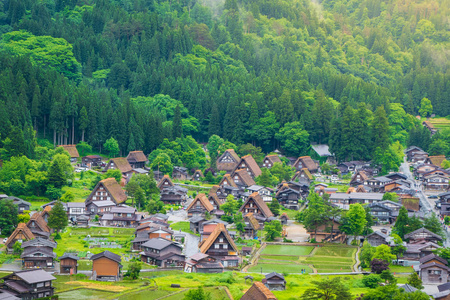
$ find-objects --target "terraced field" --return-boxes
[249,244,357,274]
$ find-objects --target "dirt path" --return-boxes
[284,221,310,242]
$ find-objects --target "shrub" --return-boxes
[54,233,61,240]
[362,274,382,288]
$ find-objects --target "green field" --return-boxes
[262,245,314,256]
[58,289,114,300]
[428,117,450,131]
[55,227,135,257]
[260,255,299,261]
[304,246,357,273]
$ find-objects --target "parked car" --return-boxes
[2,238,7,244]
[428,195,438,199]
[75,167,88,173]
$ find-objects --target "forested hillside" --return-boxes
[0,0,449,162]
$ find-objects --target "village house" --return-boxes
[404,227,443,244]
[199,223,240,268]
[85,178,128,216]
[218,175,241,198]
[427,154,446,167]
[315,184,338,197]
[104,157,133,182]
[241,282,277,300]
[423,120,438,136]
[440,192,450,216]
[247,185,273,203]
[140,238,185,268]
[126,151,148,169]
[27,213,50,239]
[59,145,79,162]
[100,206,140,227]
[90,251,122,281]
[262,272,286,291]
[293,156,319,173]
[404,242,441,261]
[329,192,384,210]
[231,168,256,188]
[216,149,240,172]
[187,194,214,218]
[76,215,90,227]
[5,223,35,254]
[66,202,87,222]
[424,173,450,190]
[208,190,224,212]
[159,185,188,205]
[172,166,189,180]
[239,192,274,219]
[416,254,449,284]
[405,146,426,161]
[200,219,229,241]
[307,216,346,243]
[366,230,390,247]
[189,216,206,234]
[232,155,262,179]
[132,227,174,250]
[0,269,56,299]
[82,155,103,167]
[40,206,52,223]
[192,169,204,181]
[158,175,174,190]
[184,253,224,273]
[311,144,335,163]
[59,253,79,275]
[243,213,260,239]
[2,196,30,214]
[21,237,57,269]
[292,168,314,183]
[276,183,301,210]
[364,176,393,192]
[414,164,439,179]
[336,161,370,175]
[350,171,370,187]
[367,202,393,224]
[261,155,282,169]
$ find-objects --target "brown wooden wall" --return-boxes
[92,257,119,277]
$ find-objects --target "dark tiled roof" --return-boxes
[419,254,447,265]
[404,227,443,241]
[11,269,56,284]
[141,238,180,251]
[90,251,121,263]
[59,253,79,261]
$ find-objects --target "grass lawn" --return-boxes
[389,265,416,274]
[117,289,173,300]
[62,186,91,202]
[163,287,229,300]
[58,288,114,300]
[279,208,299,219]
[170,221,196,235]
[262,245,314,256]
[248,263,312,274]
[55,227,135,257]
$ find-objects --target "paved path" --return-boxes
[184,233,200,257]
[353,247,361,272]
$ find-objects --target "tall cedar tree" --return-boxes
[172,105,183,139]
[0,199,18,235]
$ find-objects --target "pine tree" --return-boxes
[172,104,183,139]
[208,103,221,136]
[393,206,409,239]
[371,106,390,159]
[31,85,40,132]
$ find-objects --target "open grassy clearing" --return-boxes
[55,227,135,257]
[262,245,314,256]
[58,288,114,300]
[303,246,356,273]
[163,287,229,300]
[315,245,356,257]
[170,221,196,235]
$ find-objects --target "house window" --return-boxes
[93,196,97,200]
[224,244,228,249]
[37,282,44,288]
[215,244,219,249]
[219,238,223,242]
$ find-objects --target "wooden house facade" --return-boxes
[199,223,239,268]
[232,155,262,178]
[239,192,274,219]
[91,251,122,281]
[85,178,127,215]
[140,238,185,268]
[21,237,57,269]
[126,151,148,169]
[216,149,240,172]
[187,194,214,218]
[59,253,79,274]
[262,155,281,169]
[5,223,35,254]
[0,269,56,299]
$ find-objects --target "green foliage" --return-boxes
[104,169,122,184]
[0,31,81,80]
[372,245,396,264]
[360,241,376,268]
[419,98,433,118]
[47,201,68,232]
[103,138,120,158]
[60,190,74,203]
[0,199,18,235]
[424,213,445,237]
[268,199,281,216]
[183,286,211,300]
[126,262,142,280]
[302,278,352,300]
[13,241,22,255]
[362,274,382,288]
[407,272,423,290]
[276,122,310,156]
[264,220,282,241]
[339,204,367,239]
[220,194,239,216]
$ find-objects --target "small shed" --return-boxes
[262,272,286,291]
[59,253,79,274]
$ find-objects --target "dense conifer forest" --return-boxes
[0,0,449,162]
